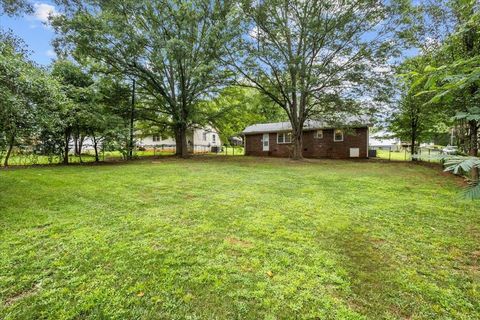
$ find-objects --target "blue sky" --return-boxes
[0,1,57,66]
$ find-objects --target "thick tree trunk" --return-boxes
[4,135,15,167]
[73,134,79,156]
[63,130,70,165]
[175,124,188,158]
[291,127,303,160]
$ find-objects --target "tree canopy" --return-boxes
[52,0,242,157]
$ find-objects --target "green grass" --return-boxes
[376,149,443,162]
[1,157,479,319]
[0,150,176,167]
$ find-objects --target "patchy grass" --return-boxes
[0,157,479,319]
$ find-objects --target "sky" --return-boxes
[0,1,58,66]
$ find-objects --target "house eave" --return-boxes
[242,125,370,135]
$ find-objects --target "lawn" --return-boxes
[0,147,244,167]
[0,157,479,319]
[376,149,443,162]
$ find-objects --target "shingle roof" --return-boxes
[242,118,370,134]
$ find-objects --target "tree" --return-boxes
[51,60,95,164]
[52,0,241,157]
[94,76,134,161]
[0,32,61,166]
[411,0,479,177]
[225,0,408,159]
[390,56,451,159]
[0,0,32,16]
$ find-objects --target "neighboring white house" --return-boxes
[369,130,401,151]
[137,126,222,153]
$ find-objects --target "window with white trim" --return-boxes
[153,134,162,142]
[212,134,216,143]
[334,129,344,142]
[315,130,323,139]
[277,132,292,144]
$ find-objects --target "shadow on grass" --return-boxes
[323,228,411,319]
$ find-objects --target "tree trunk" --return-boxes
[469,120,478,182]
[93,136,99,162]
[175,124,188,158]
[4,134,15,167]
[78,136,85,163]
[410,131,417,162]
[129,79,136,160]
[73,134,79,156]
[291,127,303,160]
[63,130,70,165]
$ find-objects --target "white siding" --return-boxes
[137,135,176,146]
[137,126,222,152]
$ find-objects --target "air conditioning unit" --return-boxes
[349,148,360,158]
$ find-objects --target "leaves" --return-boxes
[52,0,242,155]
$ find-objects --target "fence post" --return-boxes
[428,149,431,162]
[389,147,392,161]
[404,148,407,161]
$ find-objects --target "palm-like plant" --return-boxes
[444,156,480,199]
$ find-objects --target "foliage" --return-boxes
[226,0,409,158]
[201,86,285,143]
[52,0,242,157]
[444,156,480,199]
[394,0,479,165]
[0,0,32,16]
[0,31,64,166]
[390,56,452,156]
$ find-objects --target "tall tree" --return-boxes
[0,32,61,166]
[51,60,95,164]
[52,0,241,157]
[413,0,479,177]
[390,56,452,159]
[226,0,409,159]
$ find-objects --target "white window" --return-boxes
[315,130,323,139]
[277,132,292,144]
[203,132,207,141]
[334,129,344,142]
[212,134,216,143]
[153,134,162,142]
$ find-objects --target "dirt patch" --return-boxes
[3,283,41,307]
[225,237,253,248]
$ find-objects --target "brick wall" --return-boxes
[245,127,368,159]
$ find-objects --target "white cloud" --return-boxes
[46,49,56,58]
[32,3,58,23]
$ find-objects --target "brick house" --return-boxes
[242,120,369,159]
